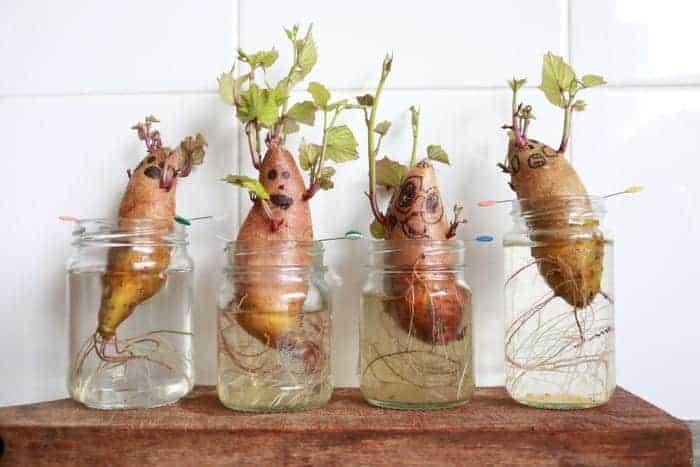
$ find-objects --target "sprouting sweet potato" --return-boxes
[219,25,358,373]
[500,54,606,309]
[362,56,468,345]
[98,117,206,339]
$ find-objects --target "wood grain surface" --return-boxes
[0,387,692,466]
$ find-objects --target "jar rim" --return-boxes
[71,217,187,246]
[223,239,324,256]
[509,195,606,220]
[366,239,465,272]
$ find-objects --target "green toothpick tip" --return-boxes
[174,214,191,226]
[345,230,363,239]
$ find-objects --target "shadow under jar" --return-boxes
[67,218,194,410]
[217,241,332,412]
[504,196,615,409]
[360,240,473,410]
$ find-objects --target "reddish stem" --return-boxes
[302,183,320,201]
[366,191,385,225]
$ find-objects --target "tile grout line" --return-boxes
[3,83,699,101]
[566,0,575,165]
[235,0,244,225]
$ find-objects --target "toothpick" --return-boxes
[478,186,644,207]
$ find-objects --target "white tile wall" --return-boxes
[1,1,697,418]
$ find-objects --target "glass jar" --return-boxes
[217,240,332,412]
[67,218,194,410]
[360,240,473,410]
[504,196,615,409]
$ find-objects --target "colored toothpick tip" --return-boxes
[319,230,365,242]
[58,215,78,222]
[174,214,191,226]
[478,199,512,207]
[475,235,494,243]
[603,185,644,199]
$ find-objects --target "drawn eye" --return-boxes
[281,171,291,179]
[267,169,278,180]
[398,181,416,209]
[421,187,444,224]
[144,166,161,180]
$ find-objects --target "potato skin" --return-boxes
[507,140,603,307]
[383,159,468,344]
[98,148,175,338]
[234,145,314,349]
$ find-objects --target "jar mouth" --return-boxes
[224,240,326,271]
[510,195,606,223]
[367,239,465,271]
[225,240,324,256]
[72,218,187,246]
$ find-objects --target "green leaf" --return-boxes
[573,99,586,112]
[325,125,359,163]
[236,84,279,127]
[223,175,269,200]
[238,48,279,68]
[217,72,235,105]
[539,52,576,108]
[291,33,317,83]
[356,94,374,106]
[427,144,450,165]
[299,139,322,171]
[375,156,407,188]
[581,74,606,88]
[374,120,391,136]
[370,219,385,239]
[308,81,330,108]
[508,78,527,92]
[318,166,336,190]
[287,100,317,126]
[271,78,290,105]
[283,118,300,135]
[284,24,299,41]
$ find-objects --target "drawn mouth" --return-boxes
[270,194,294,210]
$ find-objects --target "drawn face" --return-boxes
[510,140,560,176]
[259,149,303,212]
[388,170,445,239]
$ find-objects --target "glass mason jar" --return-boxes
[67,218,194,410]
[504,196,615,409]
[217,240,332,412]
[360,240,473,410]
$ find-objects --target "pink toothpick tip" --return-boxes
[478,200,496,207]
[58,215,78,222]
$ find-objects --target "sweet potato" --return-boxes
[383,160,468,343]
[505,139,603,307]
[233,143,315,364]
[501,54,606,309]
[97,117,206,339]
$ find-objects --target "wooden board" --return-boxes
[0,387,692,466]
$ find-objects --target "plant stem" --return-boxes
[367,56,392,224]
[304,108,341,200]
[558,101,573,154]
[409,106,420,167]
[245,122,262,170]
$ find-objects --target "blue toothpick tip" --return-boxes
[475,235,494,243]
